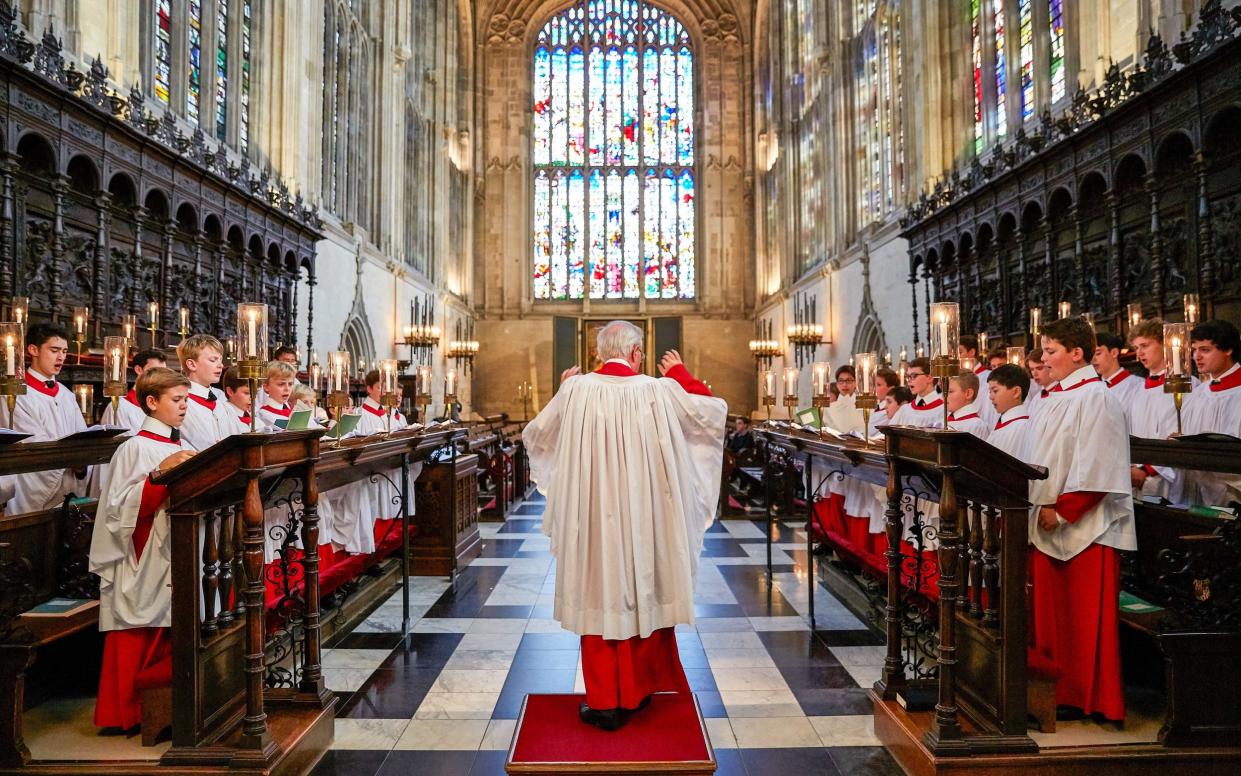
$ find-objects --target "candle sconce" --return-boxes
[122,314,137,354]
[11,297,28,338]
[75,384,94,425]
[1127,303,1143,332]
[749,319,781,371]
[1183,293,1199,325]
[782,367,799,419]
[811,361,831,410]
[1,322,25,428]
[399,293,441,371]
[327,350,353,427]
[1163,322,1193,434]
[1006,346,1026,367]
[897,346,909,386]
[1028,307,1042,348]
[147,301,160,349]
[446,318,479,374]
[786,292,824,369]
[379,359,400,434]
[930,302,961,427]
[759,369,776,419]
[103,336,127,419]
[236,302,269,433]
[443,368,459,420]
[177,306,191,342]
[415,364,433,424]
[854,352,879,446]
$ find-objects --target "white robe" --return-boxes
[344,398,421,554]
[1102,369,1142,409]
[99,391,147,434]
[972,366,999,428]
[180,382,232,451]
[524,370,727,640]
[257,409,343,559]
[1127,371,1181,500]
[988,408,1033,462]
[889,390,945,429]
[0,369,90,514]
[88,417,195,631]
[947,398,989,440]
[1027,365,1136,561]
[1173,363,1241,506]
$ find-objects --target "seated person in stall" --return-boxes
[255,360,298,431]
[177,335,233,451]
[986,364,1033,461]
[0,323,91,515]
[254,360,323,561]
[222,366,253,429]
[1127,319,1182,500]
[100,349,167,433]
[1093,333,1141,407]
[88,367,196,730]
[1175,320,1241,506]
[987,348,1008,371]
[727,416,755,455]
[888,358,944,428]
[865,368,901,436]
[1025,348,1055,419]
[945,371,989,440]
[291,384,330,426]
[348,370,422,553]
[1027,317,1133,723]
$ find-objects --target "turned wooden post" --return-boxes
[297,457,328,702]
[968,500,984,618]
[239,472,271,749]
[201,509,220,636]
[877,455,907,698]
[927,464,963,746]
[218,506,237,624]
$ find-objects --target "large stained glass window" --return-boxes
[154,0,172,105]
[970,0,983,155]
[994,0,1007,140]
[187,0,202,124]
[1019,0,1034,119]
[532,0,695,300]
[1049,0,1066,103]
[240,0,253,152]
[215,0,229,140]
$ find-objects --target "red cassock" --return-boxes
[579,360,707,710]
[94,467,173,729]
[1028,490,1126,721]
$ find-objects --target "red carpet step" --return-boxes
[506,692,716,774]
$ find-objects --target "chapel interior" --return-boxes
[0,0,1240,774]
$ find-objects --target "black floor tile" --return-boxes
[497,519,542,532]
[694,689,727,717]
[475,539,525,558]
[475,605,533,619]
[705,520,731,534]
[683,667,720,693]
[468,750,509,776]
[713,748,749,776]
[510,648,579,670]
[814,629,885,647]
[493,668,578,718]
[826,746,904,776]
[309,750,389,776]
[789,687,875,716]
[776,663,859,689]
[519,632,581,650]
[338,666,441,718]
[757,630,841,661]
[375,750,478,776]
[701,538,750,557]
[736,594,802,617]
[378,633,464,669]
[738,747,842,776]
[328,631,406,650]
[694,603,747,618]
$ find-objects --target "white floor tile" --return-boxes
[393,718,490,750]
[332,718,410,750]
[730,716,822,748]
[808,715,882,747]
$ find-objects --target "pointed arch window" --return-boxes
[531,0,695,301]
[215,0,229,140]
[154,0,173,105]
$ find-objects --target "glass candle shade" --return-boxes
[1,323,23,380]
[1163,323,1191,377]
[1183,294,1200,325]
[760,370,775,401]
[1082,312,1095,332]
[915,343,925,359]
[855,352,877,395]
[1029,307,1042,340]
[379,359,399,395]
[445,368,458,396]
[103,336,127,387]
[147,301,160,329]
[811,361,830,397]
[416,364,433,397]
[308,363,322,393]
[178,306,190,333]
[1007,346,1026,367]
[72,306,89,340]
[961,356,977,373]
[74,384,94,422]
[1058,300,1072,320]
[1127,303,1143,331]
[782,367,799,398]
[898,360,908,386]
[327,351,351,394]
[236,303,269,362]
[122,314,137,346]
[11,297,27,331]
[929,302,960,359]
[978,332,989,353]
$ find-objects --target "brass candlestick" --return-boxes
[855,392,879,446]
[1164,374,1193,435]
[444,393,458,423]
[238,358,264,433]
[0,377,24,430]
[416,392,431,425]
[782,394,798,420]
[381,392,398,434]
[931,355,960,428]
[761,394,776,421]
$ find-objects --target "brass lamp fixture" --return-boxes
[786,292,824,368]
[236,302,269,433]
[1,322,26,428]
[749,319,781,371]
[446,318,479,374]
[1163,322,1193,434]
[930,302,961,427]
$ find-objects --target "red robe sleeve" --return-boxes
[1054,491,1105,524]
[132,478,169,562]
[664,364,712,397]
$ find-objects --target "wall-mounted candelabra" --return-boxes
[786,292,824,368]
[447,318,479,374]
[399,294,441,371]
[749,319,781,371]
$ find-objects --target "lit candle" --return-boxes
[978,332,989,352]
[900,346,908,361]
[1058,301,1071,319]
[332,359,342,391]
[77,386,88,416]
[446,369,458,395]
[75,313,85,335]
[179,307,189,332]
[812,362,829,396]
[1128,303,1142,329]
[110,347,121,382]
[148,301,159,327]
[761,370,775,399]
[1171,337,1183,376]
[1184,294,1199,324]
[4,335,14,376]
[1030,307,1041,338]
[938,310,950,357]
[310,363,322,391]
[783,367,798,397]
[859,359,871,394]
[246,310,257,356]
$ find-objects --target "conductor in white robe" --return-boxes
[523,321,727,731]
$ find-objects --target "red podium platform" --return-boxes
[506,693,716,774]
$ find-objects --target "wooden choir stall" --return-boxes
[754,423,1241,776]
[0,424,469,775]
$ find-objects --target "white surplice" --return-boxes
[99,390,146,434]
[947,398,989,440]
[523,370,727,641]
[344,398,422,554]
[1173,363,1241,506]
[0,369,90,514]
[1127,371,1181,500]
[889,390,945,429]
[1102,369,1142,408]
[1027,365,1136,561]
[180,382,232,451]
[987,408,1033,462]
[88,417,195,630]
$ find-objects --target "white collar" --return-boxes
[954,399,982,417]
[140,415,178,440]
[188,381,212,398]
[229,402,249,416]
[27,367,53,383]
[998,406,1028,424]
[1211,362,1241,382]
[1101,368,1127,383]
[363,396,383,410]
[1055,364,1098,389]
[603,358,631,367]
[918,388,941,401]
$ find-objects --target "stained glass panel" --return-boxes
[240,0,252,152]
[215,0,229,140]
[154,0,172,105]
[188,0,202,124]
[971,0,983,155]
[533,0,694,300]
[1020,0,1034,119]
[994,0,1007,140]
[1049,0,1066,103]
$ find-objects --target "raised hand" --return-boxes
[657,349,684,376]
[560,365,581,383]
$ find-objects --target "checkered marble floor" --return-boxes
[310,494,902,776]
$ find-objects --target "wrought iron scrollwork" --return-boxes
[263,477,307,690]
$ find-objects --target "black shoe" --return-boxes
[637,694,652,711]
[579,703,627,731]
